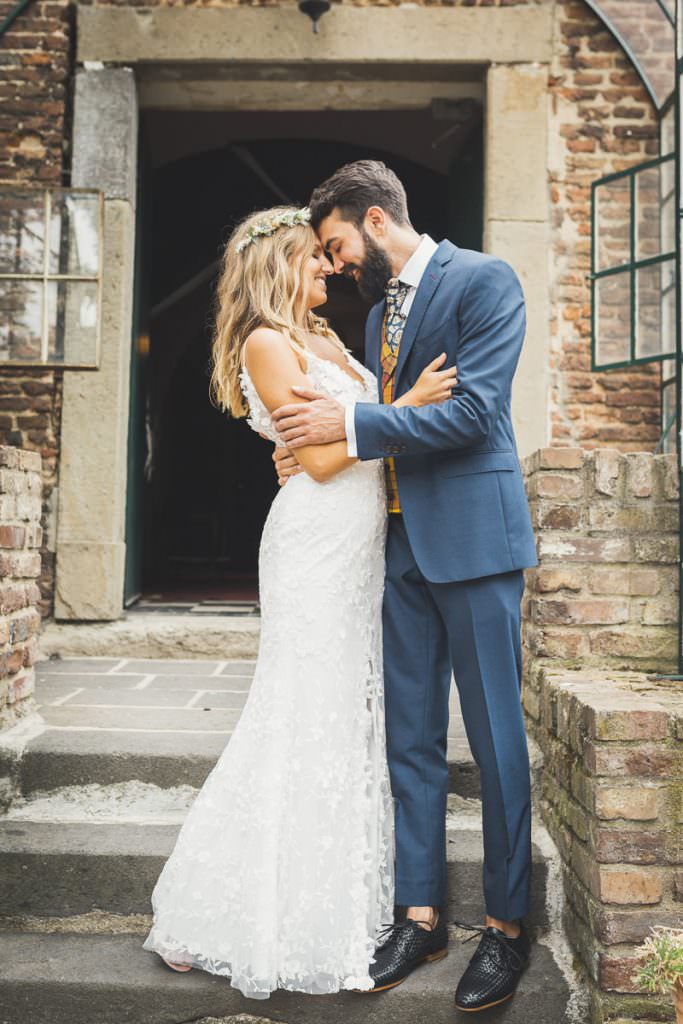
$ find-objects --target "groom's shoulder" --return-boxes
[440,241,511,276]
[440,242,521,293]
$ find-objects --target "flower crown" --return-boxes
[235,207,312,254]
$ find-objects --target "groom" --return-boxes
[271,160,538,1012]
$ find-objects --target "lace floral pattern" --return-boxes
[143,348,394,999]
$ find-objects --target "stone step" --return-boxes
[38,614,262,661]
[0,930,574,1024]
[0,800,550,928]
[1,657,542,805]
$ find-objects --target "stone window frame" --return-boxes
[0,184,104,369]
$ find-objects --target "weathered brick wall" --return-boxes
[548,1,663,451]
[0,446,42,731]
[522,448,679,708]
[0,0,70,617]
[523,447,682,1022]
[533,667,683,1022]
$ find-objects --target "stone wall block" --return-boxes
[640,597,678,626]
[599,866,663,906]
[592,827,666,865]
[537,447,586,470]
[0,445,42,730]
[655,453,678,502]
[536,472,585,501]
[593,785,660,822]
[589,628,678,664]
[535,566,585,593]
[625,453,653,498]
[592,450,625,497]
[583,742,679,778]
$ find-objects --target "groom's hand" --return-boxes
[272,387,346,448]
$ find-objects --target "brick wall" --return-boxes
[548,0,663,451]
[523,447,682,1021]
[0,0,70,617]
[0,446,42,732]
[522,448,679,708]
[533,668,682,1022]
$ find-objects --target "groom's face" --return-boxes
[317,209,393,304]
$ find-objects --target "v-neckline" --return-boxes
[305,346,366,388]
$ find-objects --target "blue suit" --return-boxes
[355,239,538,919]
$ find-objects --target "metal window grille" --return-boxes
[591,153,676,371]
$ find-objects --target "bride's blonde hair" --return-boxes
[210,206,343,418]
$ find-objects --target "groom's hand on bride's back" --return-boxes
[272,447,301,487]
[271,387,347,448]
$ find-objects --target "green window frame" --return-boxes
[591,152,676,371]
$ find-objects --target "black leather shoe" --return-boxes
[366,915,448,992]
[453,919,530,1012]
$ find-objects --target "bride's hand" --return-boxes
[272,446,302,487]
[399,353,458,408]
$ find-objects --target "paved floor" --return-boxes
[33,657,473,764]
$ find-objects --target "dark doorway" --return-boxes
[127,113,483,605]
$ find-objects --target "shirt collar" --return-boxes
[397,234,438,290]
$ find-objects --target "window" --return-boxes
[591,154,675,371]
[0,186,103,368]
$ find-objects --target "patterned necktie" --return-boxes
[381,277,411,513]
[381,277,411,391]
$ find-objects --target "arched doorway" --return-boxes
[127,115,483,607]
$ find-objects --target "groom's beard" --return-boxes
[350,231,393,304]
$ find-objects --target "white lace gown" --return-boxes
[143,347,394,999]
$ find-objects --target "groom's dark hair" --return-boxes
[309,160,411,230]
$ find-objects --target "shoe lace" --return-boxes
[452,918,526,972]
[375,916,436,950]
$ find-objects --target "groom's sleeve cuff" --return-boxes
[345,405,358,458]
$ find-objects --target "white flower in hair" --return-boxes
[236,207,312,253]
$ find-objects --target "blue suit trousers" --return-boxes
[383,514,532,921]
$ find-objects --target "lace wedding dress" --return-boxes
[143,346,394,999]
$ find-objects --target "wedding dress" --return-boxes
[143,345,394,999]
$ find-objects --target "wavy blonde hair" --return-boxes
[210,206,343,417]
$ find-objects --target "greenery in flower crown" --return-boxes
[635,927,683,994]
[235,207,312,254]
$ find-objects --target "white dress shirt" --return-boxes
[345,234,439,457]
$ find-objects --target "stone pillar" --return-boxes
[54,69,138,620]
[0,446,43,731]
[485,63,550,459]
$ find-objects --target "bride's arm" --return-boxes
[246,328,356,484]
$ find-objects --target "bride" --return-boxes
[142,205,457,999]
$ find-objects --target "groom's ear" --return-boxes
[364,206,388,237]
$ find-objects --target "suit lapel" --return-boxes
[365,301,385,399]
[394,240,455,390]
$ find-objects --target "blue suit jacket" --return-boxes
[355,239,538,584]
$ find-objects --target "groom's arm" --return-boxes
[354,259,525,460]
[271,259,525,457]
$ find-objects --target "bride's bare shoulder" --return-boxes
[244,327,296,367]
[244,326,288,354]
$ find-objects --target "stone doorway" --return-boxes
[55,4,550,621]
[129,110,484,605]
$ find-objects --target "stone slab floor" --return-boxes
[32,655,474,764]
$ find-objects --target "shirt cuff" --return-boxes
[345,404,358,458]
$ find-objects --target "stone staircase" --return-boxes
[0,656,587,1024]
